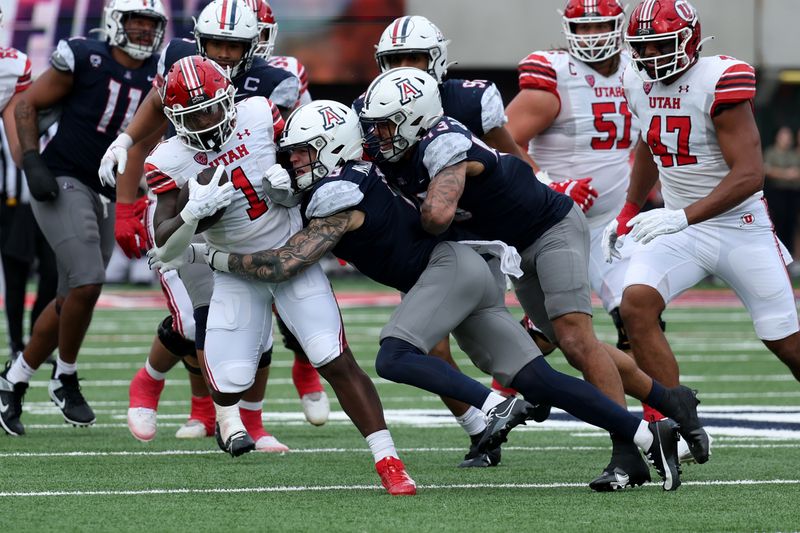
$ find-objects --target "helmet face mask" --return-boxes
[561,0,625,63]
[104,0,167,61]
[359,67,443,164]
[626,0,704,82]
[243,0,278,59]
[375,16,450,83]
[278,100,364,191]
[194,0,259,78]
[162,57,237,152]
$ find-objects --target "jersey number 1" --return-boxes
[97,79,142,135]
[231,167,269,220]
[591,102,632,150]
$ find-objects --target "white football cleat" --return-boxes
[175,419,210,439]
[677,432,714,464]
[127,407,157,442]
[254,434,290,453]
[301,391,330,426]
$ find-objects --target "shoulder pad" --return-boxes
[306,180,364,219]
[267,72,300,110]
[51,39,77,72]
[480,83,507,133]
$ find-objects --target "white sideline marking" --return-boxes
[2,479,800,497]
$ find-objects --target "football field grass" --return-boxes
[2,282,800,532]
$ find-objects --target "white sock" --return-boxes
[455,406,487,436]
[238,399,263,412]
[145,360,166,381]
[633,420,654,452]
[480,392,506,415]
[365,429,398,464]
[54,357,77,379]
[6,356,36,384]
[215,402,246,441]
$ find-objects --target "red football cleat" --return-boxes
[375,457,417,496]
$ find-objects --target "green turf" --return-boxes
[1,298,799,532]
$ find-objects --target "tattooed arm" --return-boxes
[420,161,467,235]
[15,68,73,154]
[226,210,365,283]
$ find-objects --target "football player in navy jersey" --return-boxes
[359,67,710,490]
[0,0,167,434]
[202,99,706,491]
[98,0,318,448]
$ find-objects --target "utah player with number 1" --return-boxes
[0,0,166,435]
[147,57,416,495]
[603,0,800,417]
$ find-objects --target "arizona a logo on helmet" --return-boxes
[395,78,422,105]
[319,106,345,130]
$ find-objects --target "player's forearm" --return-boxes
[683,168,763,225]
[421,163,465,235]
[116,132,162,204]
[14,98,41,154]
[227,250,297,283]
[625,143,659,207]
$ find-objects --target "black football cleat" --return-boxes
[459,435,501,468]
[662,385,710,464]
[215,422,255,458]
[0,364,28,436]
[646,419,681,491]
[49,371,95,427]
[530,403,551,423]
[589,443,651,492]
[477,397,534,453]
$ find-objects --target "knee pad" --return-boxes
[275,313,304,353]
[258,347,273,369]
[207,361,255,394]
[181,357,203,375]
[157,316,196,357]
[609,307,631,351]
[193,305,209,352]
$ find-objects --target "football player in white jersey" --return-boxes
[603,0,800,413]
[147,56,416,495]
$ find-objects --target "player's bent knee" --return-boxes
[207,362,255,394]
[181,357,203,375]
[302,334,343,368]
[609,307,631,351]
[157,315,196,357]
[375,337,422,381]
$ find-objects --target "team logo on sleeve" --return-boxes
[739,213,755,227]
[643,82,654,95]
[194,152,209,165]
[319,106,345,130]
[585,75,596,88]
[90,54,102,68]
[395,78,422,105]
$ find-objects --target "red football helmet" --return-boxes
[161,56,237,152]
[626,0,706,81]
[561,0,625,63]
[243,0,278,59]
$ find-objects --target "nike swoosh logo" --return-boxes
[0,398,9,413]
[51,394,66,410]
[147,75,155,82]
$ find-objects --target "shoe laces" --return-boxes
[381,458,409,483]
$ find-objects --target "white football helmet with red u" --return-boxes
[561,0,625,63]
[278,100,363,190]
[626,0,710,81]
[194,0,259,78]
[375,16,451,83]
[359,67,443,163]
[243,0,278,60]
[103,0,168,60]
[161,56,237,152]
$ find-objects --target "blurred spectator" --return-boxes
[763,127,800,262]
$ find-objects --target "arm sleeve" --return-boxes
[306,181,364,218]
[711,62,756,117]
[50,40,77,73]
[517,53,558,94]
[480,83,508,133]
[423,132,472,178]
[145,161,179,194]
[269,75,300,110]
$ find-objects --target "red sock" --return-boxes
[190,395,216,435]
[491,378,518,397]
[129,367,165,410]
[642,403,666,422]
[292,352,324,397]
[240,406,269,441]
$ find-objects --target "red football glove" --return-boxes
[615,200,641,236]
[549,178,598,213]
[115,197,149,259]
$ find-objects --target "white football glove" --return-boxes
[602,219,624,263]
[98,133,133,188]
[262,163,301,207]
[147,243,208,274]
[203,245,230,272]
[627,208,688,245]
[181,165,235,224]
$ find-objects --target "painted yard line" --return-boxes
[5,442,800,459]
[3,479,800,497]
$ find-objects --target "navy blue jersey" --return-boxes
[353,78,506,138]
[41,38,158,197]
[378,117,573,251]
[303,161,458,293]
[157,39,299,109]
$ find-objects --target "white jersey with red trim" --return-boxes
[268,55,311,107]
[144,96,301,254]
[518,50,638,226]
[0,46,31,111]
[623,55,758,210]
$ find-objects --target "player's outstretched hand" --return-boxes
[549,177,598,213]
[22,150,59,201]
[99,133,133,188]
[602,219,623,263]
[627,208,688,245]
[262,164,301,207]
[184,165,234,222]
